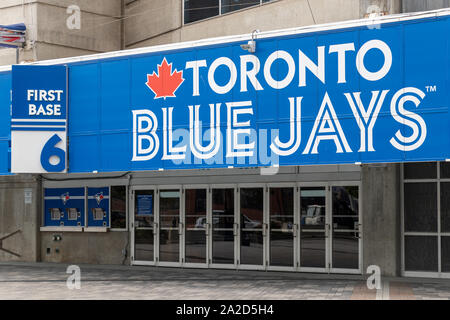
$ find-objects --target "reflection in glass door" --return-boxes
[269,187,294,267]
[159,189,181,263]
[240,188,265,266]
[211,188,235,265]
[300,187,327,269]
[184,189,207,265]
[331,186,360,270]
[134,189,155,262]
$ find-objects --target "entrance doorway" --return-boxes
[131,183,361,274]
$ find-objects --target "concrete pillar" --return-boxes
[360,0,402,17]
[361,163,401,276]
[0,174,41,262]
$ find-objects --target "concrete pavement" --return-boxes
[0,262,449,300]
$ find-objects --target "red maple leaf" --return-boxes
[146,58,184,99]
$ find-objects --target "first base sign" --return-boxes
[11,65,68,173]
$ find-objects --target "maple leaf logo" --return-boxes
[146,58,184,99]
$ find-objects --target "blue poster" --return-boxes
[137,194,153,216]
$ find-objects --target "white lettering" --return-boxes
[185,60,207,96]
[208,57,237,94]
[299,46,325,87]
[389,87,427,151]
[356,40,392,81]
[345,90,389,152]
[264,50,295,89]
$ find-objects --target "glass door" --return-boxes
[299,187,328,271]
[158,189,181,265]
[269,187,295,269]
[133,189,156,264]
[239,187,265,268]
[184,188,208,266]
[211,188,236,267]
[330,186,361,272]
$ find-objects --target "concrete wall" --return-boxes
[362,164,401,276]
[40,231,129,265]
[0,0,123,65]
[403,0,450,12]
[125,0,361,48]
[125,0,406,49]
[35,0,123,58]
[0,1,37,64]
[0,175,40,262]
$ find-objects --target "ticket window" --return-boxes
[44,187,85,227]
[50,208,62,220]
[50,208,64,226]
[91,207,107,226]
[87,187,110,228]
[49,208,82,226]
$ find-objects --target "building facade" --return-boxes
[0,0,449,278]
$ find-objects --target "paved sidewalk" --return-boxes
[0,262,449,300]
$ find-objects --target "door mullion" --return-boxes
[235,186,239,268]
[181,187,185,266]
[327,185,332,272]
[207,187,212,266]
[155,188,159,264]
[295,186,299,270]
[130,189,135,264]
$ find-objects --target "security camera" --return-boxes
[240,40,256,53]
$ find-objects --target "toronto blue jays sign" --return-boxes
[6,14,450,174]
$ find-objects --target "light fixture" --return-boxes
[240,29,260,53]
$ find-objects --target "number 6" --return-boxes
[40,134,66,172]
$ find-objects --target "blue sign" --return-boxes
[11,65,67,173]
[136,194,153,216]
[87,187,110,227]
[0,13,449,175]
[44,187,85,227]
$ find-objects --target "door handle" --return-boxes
[325,223,330,238]
[205,222,210,236]
[293,223,298,237]
[178,222,183,235]
[233,223,238,236]
[262,223,268,237]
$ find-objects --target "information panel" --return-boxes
[11,65,68,173]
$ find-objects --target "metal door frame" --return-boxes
[182,184,210,269]
[266,183,297,272]
[297,182,330,273]
[157,185,183,267]
[209,184,238,270]
[237,183,266,271]
[130,185,158,266]
[329,181,362,274]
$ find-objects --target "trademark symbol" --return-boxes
[426,85,437,93]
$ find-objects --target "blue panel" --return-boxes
[100,132,131,172]
[68,134,100,172]
[0,72,11,175]
[87,187,109,227]
[100,59,131,131]
[12,65,67,120]
[44,187,85,227]
[69,64,99,134]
